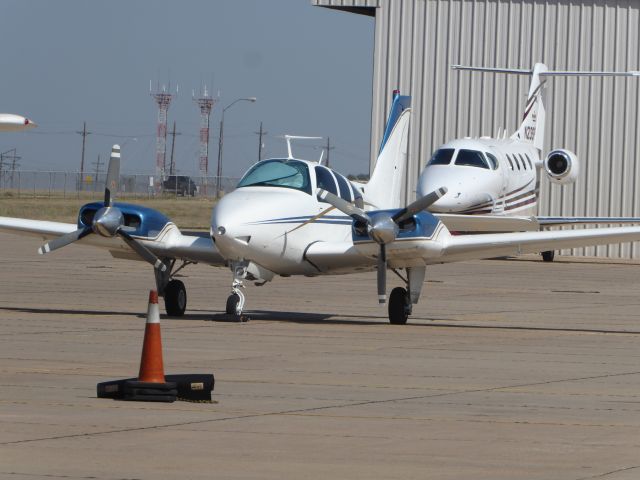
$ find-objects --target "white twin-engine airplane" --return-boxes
[4,93,640,324]
[0,113,36,132]
[418,64,640,261]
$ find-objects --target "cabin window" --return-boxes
[486,152,499,170]
[511,154,521,171]
[334,173,353,202]
[315,165,339,199]
[518,154,529,170]
[455,149,490,169]
[507,156,514,170]
[427,148,455,166]
[238,159,312,194]
[524,153,534,169]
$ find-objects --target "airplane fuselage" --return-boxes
[211,158,361,277]
[418,138,539,216]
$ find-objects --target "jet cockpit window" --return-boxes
[427,148,455,166]
[334,173,353,202]
[238,159,312,194]
[455,150,490,169]
[315,166,338,199]
[486,153,499,170]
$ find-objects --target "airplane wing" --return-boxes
[436,213,640,233]
[0,216,225,266]
[436,225,640,264]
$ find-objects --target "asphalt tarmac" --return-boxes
[1,232,639,479]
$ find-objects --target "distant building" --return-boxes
[314,0,640,259]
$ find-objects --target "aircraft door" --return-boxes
[487,152,507,214]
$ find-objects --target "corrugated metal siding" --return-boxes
[313,0,380,7]
[324,0,640,259]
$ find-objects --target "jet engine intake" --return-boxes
[544,149,579,185]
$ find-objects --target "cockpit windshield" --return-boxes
[427,148,455,166]
[455,150,490,169]
[237,159,312,194]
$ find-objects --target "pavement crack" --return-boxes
[3,369,639,446]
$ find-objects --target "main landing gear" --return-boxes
[541,250,555,262]
[387,266,426,325]
[155,259,192,317]
[388,286,411,325]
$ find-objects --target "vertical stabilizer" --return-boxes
[511,63,547,151]
[366,92,411,210]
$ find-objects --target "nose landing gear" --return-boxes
[225,262,249,321]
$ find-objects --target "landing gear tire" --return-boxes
[226,293,240,315]
[542,250,555,262]
[164,279,187,317]
[388,287,409,325]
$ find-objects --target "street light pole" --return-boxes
[215,97,257,198]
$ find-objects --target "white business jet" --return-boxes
[0,113,36,131]
[418,64,640,260]
[3,94,640,324]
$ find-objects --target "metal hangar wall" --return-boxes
[314,0,640,259]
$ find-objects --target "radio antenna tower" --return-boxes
[193,85,217,177]
[150,81,174,189]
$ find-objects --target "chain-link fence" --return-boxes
[0,170,240,199]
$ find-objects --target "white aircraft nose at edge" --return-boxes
[2,92,640,324]
[0,113,36,132]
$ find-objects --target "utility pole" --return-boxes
[254,122,268,161]
[168,121,181,175]
[324,137,335,168]
[76,121,91,191]
[92,154,103,192]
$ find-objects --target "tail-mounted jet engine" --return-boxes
[543,149,579,185]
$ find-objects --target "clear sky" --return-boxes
[1,0,374,178]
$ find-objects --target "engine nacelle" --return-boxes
[543,149,579,185]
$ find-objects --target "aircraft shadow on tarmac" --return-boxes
[2,305,639,335]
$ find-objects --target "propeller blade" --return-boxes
[392,186,448,223]
[117,230,167,272]
[316,188,370,224]
[103,144,121,206]
[377,244,387,304]
[37,227,92,255]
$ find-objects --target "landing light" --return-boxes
[217,226,226,235]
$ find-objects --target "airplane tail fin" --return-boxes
[452,63,639,151]
[513,63,548,150]
[366,91,411,210]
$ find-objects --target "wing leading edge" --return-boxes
[436,213,640,233]
[438,225,640,264]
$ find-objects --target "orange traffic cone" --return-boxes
[138,290,166,383]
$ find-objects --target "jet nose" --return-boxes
[418,165,495,213]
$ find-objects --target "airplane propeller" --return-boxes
[37,146,167,272]
[317,186,447,303]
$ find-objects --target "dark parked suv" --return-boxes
[163,175,198,196]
